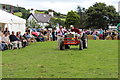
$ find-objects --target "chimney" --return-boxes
[49,11,54,17]
[2,4,6,11]
[30,8,35,14]
[10,6,14,14]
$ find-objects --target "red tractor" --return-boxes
[60,32,88,50]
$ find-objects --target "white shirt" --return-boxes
[2,36,10,43]
[57,28,66,36]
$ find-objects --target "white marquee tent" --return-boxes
[0,9,26,35]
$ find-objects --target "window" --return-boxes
[43,15,46,17]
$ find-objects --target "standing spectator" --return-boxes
[46,28,50,41]
[111,31,116,40]
[99,28,104,39]
[4,27,10,34]
[93,31,98,40]
[118,32,120,40]
[57,26,66,48]
[51,28,56,41]
[103,32,105,40]
[86,29,91,35]
[104,31,108,40]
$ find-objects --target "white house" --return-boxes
[0,9,26,35]
[27,9,52,28]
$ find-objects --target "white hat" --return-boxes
[70,25,74,27]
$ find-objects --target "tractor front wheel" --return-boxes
[60,41,65,50]
[65,45,70,49]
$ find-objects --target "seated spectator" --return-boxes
[0,32,6,51]
[23,32,31,42]
[111,31,116,40]
[16,32,20,39]
[18,31,22,36]
[26,32,31,39]
[9,31,22,49]
[32,27,37,32]
[2,32,13,50]
[19,36,28,47]
[26,27,30,33]
[36,32,44,42]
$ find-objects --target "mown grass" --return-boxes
[1,40,118,78]
[35,10,45,14]
[14,12,22,17]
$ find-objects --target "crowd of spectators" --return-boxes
[83,29,119,40]
[0,27,119,51]
[0,27,59,51]
[30,27,57,42]
[0,27,35,51]
[30,27,120,41]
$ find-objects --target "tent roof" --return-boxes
[0,9,26,24]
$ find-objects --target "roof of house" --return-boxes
[32,13,52,23]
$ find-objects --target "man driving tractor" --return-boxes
[57,25,88,50]
[70,25,81,34]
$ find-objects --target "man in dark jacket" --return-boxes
[9,31,22,49]
[9,31,20,42]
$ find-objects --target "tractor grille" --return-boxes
[65,34,76,44]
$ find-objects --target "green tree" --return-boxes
[27,19,39,28]
[21,9,30,19]
[44,11,49,14]
[65,10,80,28]
[49,18,65,27]
[77,6,87,29]
[86,2,120,29]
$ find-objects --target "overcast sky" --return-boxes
[0,0,119,14]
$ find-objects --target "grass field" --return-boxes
[1,40,118,78]
[35,10,45,14]
[14,12,22,17]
